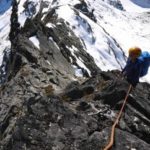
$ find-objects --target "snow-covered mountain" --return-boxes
[0,0,11,64]
[0,0,150,83]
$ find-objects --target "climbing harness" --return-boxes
[103,84,132,150]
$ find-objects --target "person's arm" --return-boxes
[122,58,130,76]
[130,62,142,87]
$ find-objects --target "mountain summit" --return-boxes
[0,0,150,150]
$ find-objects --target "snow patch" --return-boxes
[0,6,11,65]
[46,23,55,28]
[73,65,83,77]
[49,37,60,50]
[69,46,91,76]
[57,5,125,72]
[18,0,41,26]
[29,36,40,49]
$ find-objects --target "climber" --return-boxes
[122,46,150,87]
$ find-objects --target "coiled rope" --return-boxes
[103,84,132,150]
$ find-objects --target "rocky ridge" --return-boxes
[0,0,150,150]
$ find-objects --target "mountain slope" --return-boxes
[0,0,150,82]
[0,0,11,65]
[0,0,150,150]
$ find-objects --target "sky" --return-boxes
[0,0,150,83]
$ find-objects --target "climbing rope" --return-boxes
[103,84,132,150]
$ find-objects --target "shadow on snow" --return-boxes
[0,0,12,15]
[131,0,150,8]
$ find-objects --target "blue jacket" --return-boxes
[122,51,150,86]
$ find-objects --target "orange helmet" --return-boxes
[128,46,142,58]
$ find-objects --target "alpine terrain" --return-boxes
[0,0,150,150]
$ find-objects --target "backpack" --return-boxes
[139,51,150,77]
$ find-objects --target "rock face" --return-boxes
[1,68,150,150]
[0,0,150,150]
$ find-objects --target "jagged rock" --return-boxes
[76,101,91,111]
[65,87,84,100]
[0,1,150,150]
[1,70,150,150]
[63,84,94,100]
[81,85,94,95]
[74,0,97,22]
[80,127,150,150]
